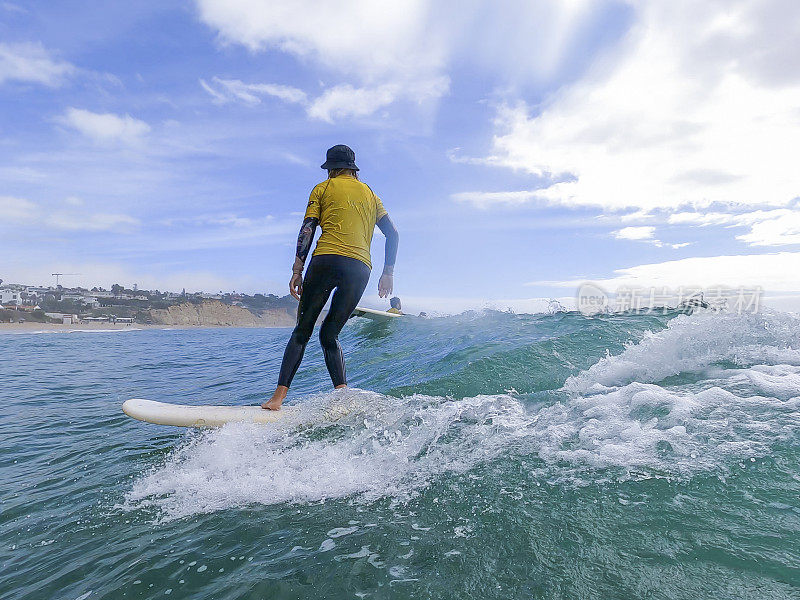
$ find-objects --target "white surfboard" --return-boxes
[122,398,295,428]
[351,306,402,321]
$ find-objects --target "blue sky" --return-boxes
[2,0,800,313]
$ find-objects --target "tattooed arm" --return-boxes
[289,217,318,300]
[293,217,318,273]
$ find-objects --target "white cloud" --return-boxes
[0,42,74,86]
[153,213,297,250]
[2,3,28,14]
[307,84,399,123]
[668,211,742,227]
[195,0,445,81]
[451,190,542,209]
[612,225,688,249]
[198,78,228,103]
[58,108,151,144]
[531,252,800,292]
[737,211,800,246]
[200,77,307,105]
[195,1,599,119]
[0,196,38,221]
[480,0,800,211]
[195,0,599,84]
[201,76,448,123]
[46,212,140,232]
[668,207,800,246]
[618,209,654,223]
[613,226,655,241]
[0,196,139,232]
[668,208,789,227]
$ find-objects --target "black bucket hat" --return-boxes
[320,144,359,171]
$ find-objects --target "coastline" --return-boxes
[0,322,293,334]
[0,301,298,333]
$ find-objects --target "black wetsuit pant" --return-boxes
[277,254,370,388]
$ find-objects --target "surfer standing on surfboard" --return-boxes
[262,145,399,410]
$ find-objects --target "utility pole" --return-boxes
[51,273,78,286]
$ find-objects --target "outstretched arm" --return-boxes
[289,217,318,300]
[376,215,398,298]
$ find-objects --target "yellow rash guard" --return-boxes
[304,175,388,269]
[386,308,402,314]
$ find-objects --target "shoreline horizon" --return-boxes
[0,322,294,334]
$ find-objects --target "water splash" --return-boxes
[123,389,532,519]
[124,310,800,519]
[564,309,800,393]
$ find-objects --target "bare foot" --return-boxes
[335,384,347,390]
[262,385,288,410]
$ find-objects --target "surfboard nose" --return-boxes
[122,398,152,421]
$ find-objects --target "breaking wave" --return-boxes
[125,309,800,519]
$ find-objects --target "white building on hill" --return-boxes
[0,289,21,305]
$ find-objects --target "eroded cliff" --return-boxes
[149,300,295,327]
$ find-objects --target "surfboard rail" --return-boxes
[122,398,291,427]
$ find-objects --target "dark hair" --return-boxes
[328,168,358,180]
[390,297,401,309]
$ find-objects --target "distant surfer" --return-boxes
[262,145,399,410]
[386,297,403,315]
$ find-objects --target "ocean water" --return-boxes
[2,309,799,599]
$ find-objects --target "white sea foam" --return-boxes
[124,386,800,518]
[124,389,533,519]
[124,311,800,519]
[532,382,800,480]
[732,365,800,400]
[565,310,800,393]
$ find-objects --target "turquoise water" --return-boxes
[2,310,799,599]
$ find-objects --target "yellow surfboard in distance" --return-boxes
[351,306,402,321]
